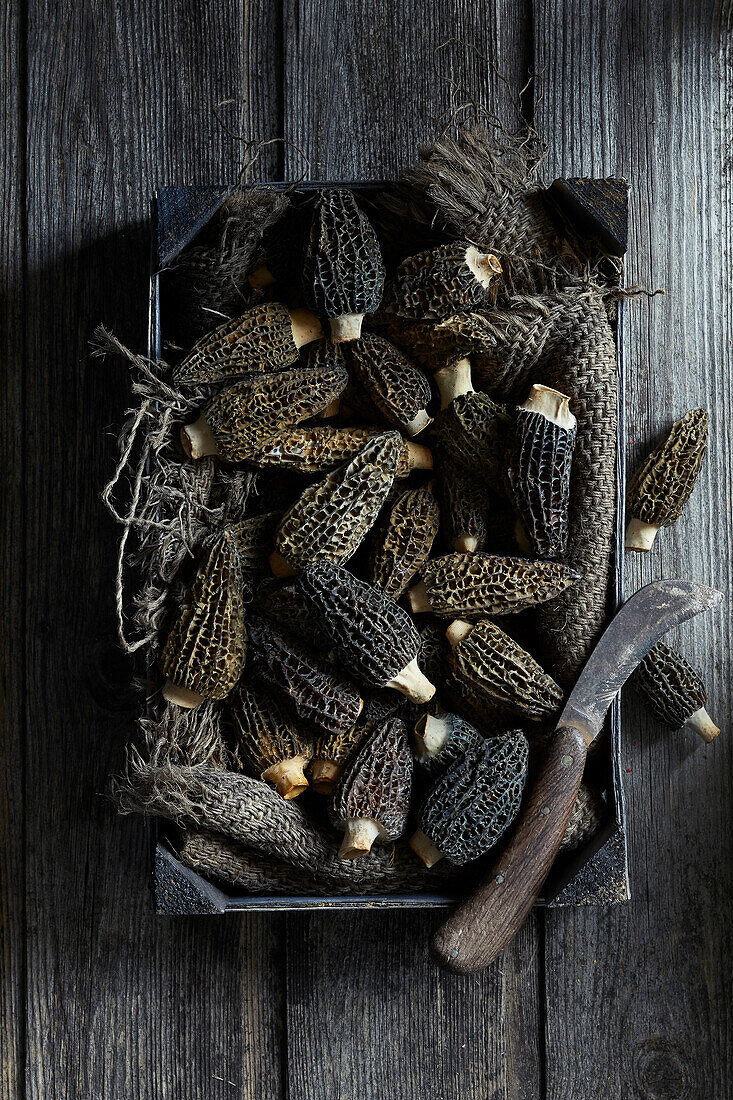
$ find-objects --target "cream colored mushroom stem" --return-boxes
[407,579,433,614]
[384,658,436,704]
[464,245,503,289]
[162,679,205,709]
[262,754,310,799]
[402,441,433,473]
[330,312,364,343]
[180,415,219,460]
[409,828,445,868]
[520,383,577,431]
[445,620,473,649]
[405,408,433,436]
[686,707,720,743]
[625,516,660,552]
[289,308,323,348]
[434,357,474,410]
[339,817,383,859]
[414,713,451,762]
[310,757,342,795]
[453,534,480,553]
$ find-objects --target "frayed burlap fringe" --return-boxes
[113,759,460,890]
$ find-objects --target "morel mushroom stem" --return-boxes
[288,308,323,349]
[269,550,297,579]
[454,535,480,553]
[331,312,365,343]
[162,679,206,709]
[434,357,473,410]
[339,817,383,859]
[445,620,473,648]
[625,517,660,553]
[414,713,451,760]
[247,263,276,289]
[403,442,434,472]
[310,758,342,795]
[181,415,220,460]
[384,657,436,704]
[261,754,310,800]
[407,579,432,614]
[687,707,720,743]
[521,383,577,431]
[408,827,444,869]
[405,409,433,436]
[464,246,503,288]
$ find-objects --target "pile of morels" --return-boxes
[160,187,716,877]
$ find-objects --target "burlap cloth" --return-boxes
[104,123,620,893]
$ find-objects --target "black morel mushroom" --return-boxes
[230,682,313,799]
[383,242,503,320]
[505,383,577,559]
[436,452,490,553]
[332,717,413,858]
[368,483,440,600]
[298,561,436,704]
[432,357,510,482]
[407,553,579,618]
[310,724,369,796]
[626,408,708,552]
[269,432,402,577]
[173,303,323,385]
[161,527,247,708]
[446,619,563,721]
[409,731,528,867]
[180,364,348,461]
[230,512,282,572]
[413,711,485,776]
[302,189,385,343]
[630,641,720,742]
[247,614,363,737]
[348,333,433,436]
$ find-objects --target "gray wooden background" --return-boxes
[1,2,730,1097]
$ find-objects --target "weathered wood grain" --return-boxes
[20,1,284,1097]
[281,5,542,1098]
[535,1,733,1096]
[0,3,25,1097]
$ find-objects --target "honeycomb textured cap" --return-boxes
[348,334,433,434]
[506,400,577,558]
[433,389,510,485]
[202,363,348,462]
[414,553,580,618]
[247,614,363,737]
[418,730,529,866]
[229,681,313,775]
[298,560,423,689]
[436,451,490,551]
[332,717,413,842]
[302,189,385,322]
[415,711,485,776]
[273,432,402,573]
[630,641,708,731]
[173,302,317,385]
[628,408,708,529]
[161,526,247,702]
[448,618,563,721]
[383,242,502,320]
[368,484,440,600]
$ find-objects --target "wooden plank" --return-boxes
[21,2,284,1097]
[281,4,542,1098]
[535,2,733,1096]
[0,1,26,1096]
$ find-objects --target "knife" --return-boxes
[432,580,723,975]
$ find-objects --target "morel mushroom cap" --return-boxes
[332,717,413,858]
[626,408,709,552]
[631,641,720,742]
[407,553,580,618]
[302,189,385,343]
[446,619,563,721]
[181,364,348,462]
[247,424,432,478]
[298,561,436,704]
[348,333,433,436]
[383,242,503,320]
[436,453,490,553]
[270,432,402,577]
[229,512,282,572]
[230,682,313,799]
[173,303,323,385]
[505,383,577,559]
[247,614,364,737]
[410,731,529,868]
[162,527,247,708]
[368,483,440,600]
[377,315,459,372]
[413,711,485,776]
[250,579,329,652]
[432,357,510,482]
[310,723,368,796]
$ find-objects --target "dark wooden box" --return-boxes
[149,181,630,915]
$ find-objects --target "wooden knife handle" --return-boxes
[432,724,588,975]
